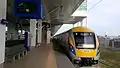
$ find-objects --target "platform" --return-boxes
[3,44,75,68]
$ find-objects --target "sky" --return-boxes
[88,0,120,36]
[55,0,120,36]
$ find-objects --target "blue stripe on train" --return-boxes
[69,44,76,55]
[96,46,100,56]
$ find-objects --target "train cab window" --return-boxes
[73,32,96,49]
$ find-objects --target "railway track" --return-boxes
[74,59,120,68]
[99,59,120,68]
[99,59,113,68]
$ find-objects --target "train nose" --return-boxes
[76,49,96,57]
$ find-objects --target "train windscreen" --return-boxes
[73,32,96,49]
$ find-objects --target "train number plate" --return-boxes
[84,49,90,52]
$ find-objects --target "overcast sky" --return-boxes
[55,0,120,36]
[88,0,120,36]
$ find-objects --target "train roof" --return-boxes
[54,26,94,37]
[72,26,94,32]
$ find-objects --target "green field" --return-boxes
[100,47,120,68]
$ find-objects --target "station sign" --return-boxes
[14,0,43,19]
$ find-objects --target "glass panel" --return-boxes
[74,32,96,49]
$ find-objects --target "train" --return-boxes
[53,26,100,66]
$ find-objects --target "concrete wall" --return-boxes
[47,29,51,44]
[0,0,6,64]
[0,25,6,64]
[0,0,6,19]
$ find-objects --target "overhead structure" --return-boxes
[43,0,84,24]
[7,0,85,25]
[43,0,85,34]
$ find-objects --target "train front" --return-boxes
[69,27,100,66]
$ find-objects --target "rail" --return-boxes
[99,59,120,68]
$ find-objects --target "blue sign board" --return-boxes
[14,0,43,19]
